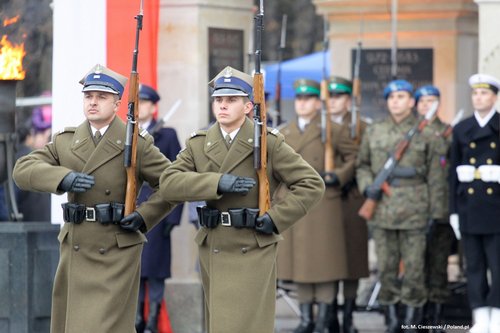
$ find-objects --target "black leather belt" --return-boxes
[196,206,260,229]
[62,202,124,224]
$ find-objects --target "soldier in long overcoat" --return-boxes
[449,74,500,333]
[159,66,325,333]
[135,84,184,332]
[276,79,357,333]
[356,80,446,332]
[13,65,175,333]
[327,76,370,333]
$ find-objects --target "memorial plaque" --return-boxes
[208,28,244,122]
[351,48,433,120]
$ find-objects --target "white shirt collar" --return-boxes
[297,117,311,131]
[140,120,152,131]
[220,128,240,142]
[474,107,497,128]
[330,114,344,125]
[91,125,109,136]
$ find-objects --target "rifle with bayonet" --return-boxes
[350,19,363,144]
[124,0,144,216]
[253,0,271,216]
[150,99,182,135]
[320,17,335,182]
[273,14,287,127]
[358,101,439,221]
[441,109,464,138]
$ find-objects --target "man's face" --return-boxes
[212,95,252,131]
[327,94,351,116]
[472,88,497,113]
[294,95,320,119]
[138,99,156,122]
[83,91,120,128]
[387,91,414,118]
[416,95,439,117]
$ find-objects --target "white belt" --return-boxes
[456,165,500,183]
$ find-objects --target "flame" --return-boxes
[0,34,26,80]
[3,15,19,27]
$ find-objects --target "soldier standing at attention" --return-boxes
[158,66,325,333]
[326,76,370,333]
[135,84,184,333]
[13,64,175,333]
[414,85,455,331]
[449,74,500,333]
[356,80,445,332]
[276,79,358,333]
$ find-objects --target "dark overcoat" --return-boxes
[159,117,325,333]
[449,112,500,234]
[139,122,184,279]
[13,116,174,333]
[277,113,358,282]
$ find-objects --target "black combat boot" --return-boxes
[135,302,145,333]
[343,298,359,333]
[313,302,331,333]
[328,298,340,333]
[144,302,161,333]
[294,303,314,333]
[403,305,423,333]
[429,303,445,333]
[385,304,400,333]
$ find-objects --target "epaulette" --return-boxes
[139,128,149,138]
[54,127,77,136]
[190,129,207,138]
[267,127,280,136]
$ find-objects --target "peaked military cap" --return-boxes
[383,79,413,100]
[209,66,253,98]
[469,73,500,94]
[80,64,128,98]
[139,84,160,103]
[294,79,320,97]
[414,85,440,103]
[328,76,353,95]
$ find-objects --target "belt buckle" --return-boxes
[221,212,231,226]
[86,207,96,222]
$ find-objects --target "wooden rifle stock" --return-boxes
[124,1,143,216]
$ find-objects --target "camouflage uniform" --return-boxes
[356,113,446,307]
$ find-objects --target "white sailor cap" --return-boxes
[469,73,500,94]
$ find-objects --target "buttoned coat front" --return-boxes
[276,113,358,282]
[159,117,325,333]
[13,116,174,333]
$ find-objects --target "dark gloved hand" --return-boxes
[255,213,277,235]
[364,184,382,201]
[320,172,340,187]
[163,223,175,237]
[58,172,95,193]
[119,211,145,232]
[217,174,256,195]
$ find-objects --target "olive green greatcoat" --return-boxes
[338,112,369,279]
[276,113,358,282]
[13,116,174,333]
[159,117,325,333]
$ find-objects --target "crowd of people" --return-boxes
[6,60,500,333]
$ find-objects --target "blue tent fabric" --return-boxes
[264,51,331,100]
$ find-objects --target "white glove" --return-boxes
[449,214,461,240]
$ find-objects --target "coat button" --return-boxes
[487,188,493,195]
[99,248,106,254]
[468,188,474,195]
[213,248,220,254]
[241,247,248,254]
[487,159,493,165]
[73,245,80,251]
[105,189,111,195]
[491,142,497,149]
[469,157,476,164]
[469,142,476,149]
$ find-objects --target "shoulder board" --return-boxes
[139,128,149,138]
[190,130,207,138]
[54,127,77,136]
[267,127,280,136]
